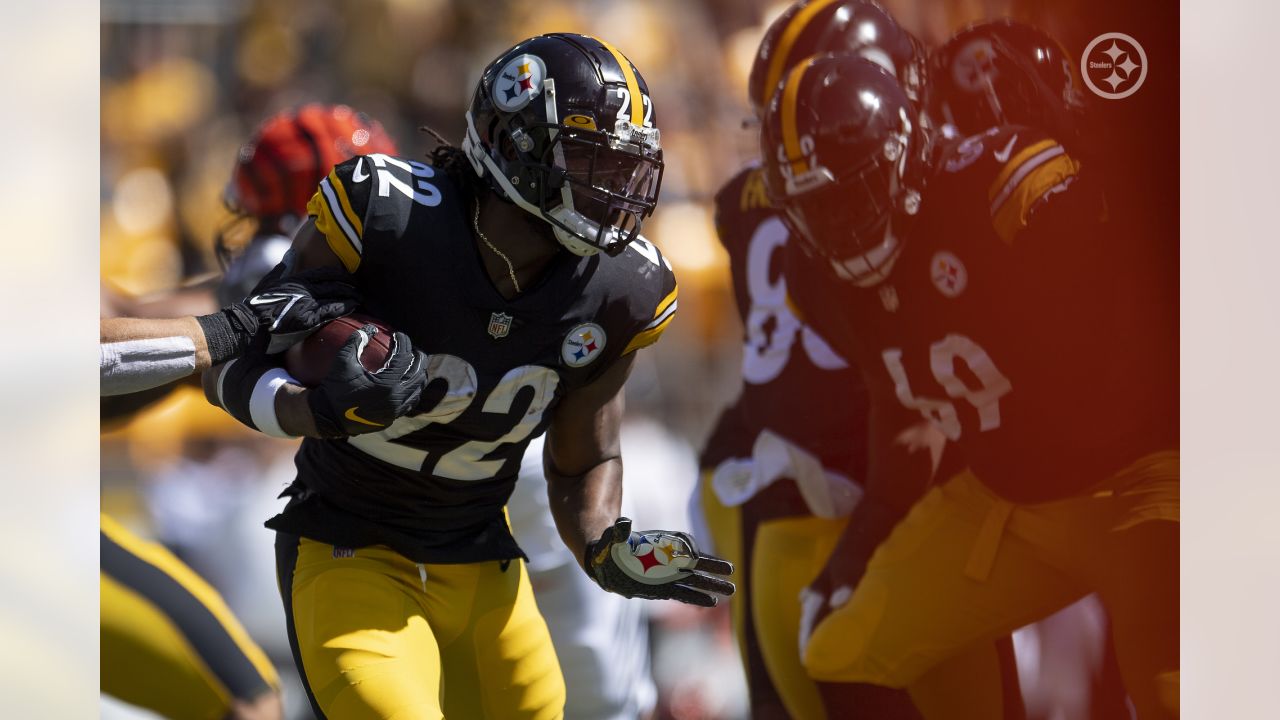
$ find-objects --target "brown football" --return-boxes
[284,313,394,387]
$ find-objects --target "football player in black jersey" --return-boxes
[762,54,1177,719]
[698,3,931,718]
[205,34,733,719]
[930,23,1136,719]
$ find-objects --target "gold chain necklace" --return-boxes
[473,201,521,294]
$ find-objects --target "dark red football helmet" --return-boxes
[226,103,399,221]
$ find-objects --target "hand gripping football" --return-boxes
[284,313,394,386]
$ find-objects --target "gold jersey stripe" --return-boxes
[762,0,840,107]
[740,168,772,211]
[326,168,364,238]
[989,153,1080,245]
[987,139,1058,203]
[654,285,678,319]
[623,313,676,355]
[780,59,814,177]
[306,191,361,272]
[596,38,644,125]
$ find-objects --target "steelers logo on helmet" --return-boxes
[562,323,606,367]
[613,531,696,584]
[952,39,999,93]
[492,54,548,112]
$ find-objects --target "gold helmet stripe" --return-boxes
[595,38,645,125]
[763,0,840,105]
[780,59,815,177]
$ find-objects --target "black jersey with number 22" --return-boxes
[268,154,678,563]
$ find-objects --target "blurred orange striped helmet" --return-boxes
[226,103,398,220]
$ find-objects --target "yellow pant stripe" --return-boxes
[100,514,278,715]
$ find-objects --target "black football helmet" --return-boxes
[748,0,925,116]
[463,33,663,257]
[760,54,922,286]
[928,19,1085,142]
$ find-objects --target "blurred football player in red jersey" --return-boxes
[764,48,1177,720]
[698,2,1022,718]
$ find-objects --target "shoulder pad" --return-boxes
[936,126,1082,245]
[306,154,449,272]
[713,164,772,246]
[619,237,679,356]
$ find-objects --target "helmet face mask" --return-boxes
[762,56,920,287]
[464,34,664,257]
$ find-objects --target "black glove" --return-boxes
[197,266,362,363]
[584,517,735,608]
[246,266,362,353]
[306,325,426,438]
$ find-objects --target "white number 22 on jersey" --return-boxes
[881,334,1012,440]
[348,355,559,481]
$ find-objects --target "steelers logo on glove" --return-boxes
[585,517,735,607]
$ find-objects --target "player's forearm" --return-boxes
[828,419,943,579]
[274,384,321,438]
[101,316,212,369]
[202,362,324,440]
[100,316,212,396]
[545,453,624,569]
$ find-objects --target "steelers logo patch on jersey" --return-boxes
[492,54,547,112]
[562,323,606,367]
[931,251,968,298]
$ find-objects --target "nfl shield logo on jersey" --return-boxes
[562,323,606,367]
[488,312,513,339]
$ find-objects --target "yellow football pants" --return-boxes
[805,451,1179,720]
[276,534,565,720]
[101,514,279,720]
[701,475,1017,719]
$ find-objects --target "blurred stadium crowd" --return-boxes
[99,1,1167,718]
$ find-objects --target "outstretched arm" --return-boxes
[544,352,634,562]
[545,352,735,607]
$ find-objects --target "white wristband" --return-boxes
[248,367,300,438]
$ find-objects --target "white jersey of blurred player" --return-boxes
[507,433,657,720]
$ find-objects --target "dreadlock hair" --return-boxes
[419,125,486,207]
